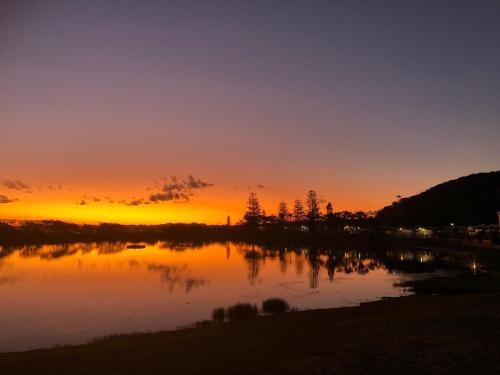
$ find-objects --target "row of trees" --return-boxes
[244,191,319,226]
[242,191,371,230]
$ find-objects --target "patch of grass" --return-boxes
[262,298,290,314]
[226,303,258,321]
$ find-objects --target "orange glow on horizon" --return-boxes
[0,187,393,225]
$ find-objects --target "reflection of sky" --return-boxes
[0,241,472,351]
[1,1,500,224]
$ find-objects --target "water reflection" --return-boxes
[232,244,471,289]
[0,242,479,290]
[146,263,208,292]
[0,241,479,352]
[0,242,479,287]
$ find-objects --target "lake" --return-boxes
[0,241,476,352]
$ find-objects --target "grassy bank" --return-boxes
[1,278,500,374]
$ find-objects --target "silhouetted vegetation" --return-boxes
[243,192,262,227]
[241,191,375,235]
[262,298,290,314]
[211,307,225,324]
[226,303,258,321]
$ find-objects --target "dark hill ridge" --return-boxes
[376,171,500,227]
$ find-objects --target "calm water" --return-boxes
[0,241,474,352]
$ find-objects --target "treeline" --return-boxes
[0,221,232,245]
[0,219,379,248]
[0,191,378,246]
[242,190,373,232]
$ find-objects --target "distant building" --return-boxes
[227,215,231,226]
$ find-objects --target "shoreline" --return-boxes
[2,276,500,374]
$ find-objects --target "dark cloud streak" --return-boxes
[0,195,17,204]
[1,179,32,192]
[149,174,213,203]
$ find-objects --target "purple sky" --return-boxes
[1,0,499,223]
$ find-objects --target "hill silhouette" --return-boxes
[376,171,500,227]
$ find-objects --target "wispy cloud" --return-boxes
[0,195,17,204]
[1,179,32,192]
[6,175,213,208]
[149,174,213,203]
[83,195,101,202]
[247,184,266,190]
[74,195,149,207]
[48,184,62,190]
[118,198,150,206]
[75,196,102,205]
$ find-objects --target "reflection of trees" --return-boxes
[295,249,304,275]
[233,244,464,289]
[97,242,127,254]
[243,245,262,286]
[307,249,324,289]
[146,263,207,293]
[39,244,79,259]
[279,247,287,274]
[156,241,208,251]
[19,245,44,258]
[0,241,485,291]
[0,240,211,261]
[325,251,336,282]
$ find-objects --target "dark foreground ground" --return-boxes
[2,276,500,375]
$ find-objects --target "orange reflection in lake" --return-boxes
[0,242,446,351]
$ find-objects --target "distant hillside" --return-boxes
[376,171,500,227]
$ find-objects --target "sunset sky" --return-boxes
[1,0,499,224]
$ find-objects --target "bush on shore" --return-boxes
[211,307,226,324]
[262,298,290,314]
[226,303,258,321]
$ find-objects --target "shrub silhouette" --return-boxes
[262,298,290,314]
[211,307,225,324]
[226,303,258,321]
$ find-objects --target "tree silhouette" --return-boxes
[292,199,305,223]
[244,245,261,285]
[307,248,323,288]
[243,192,262,227]
[278,201,289,225]
[306,190,320,230]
